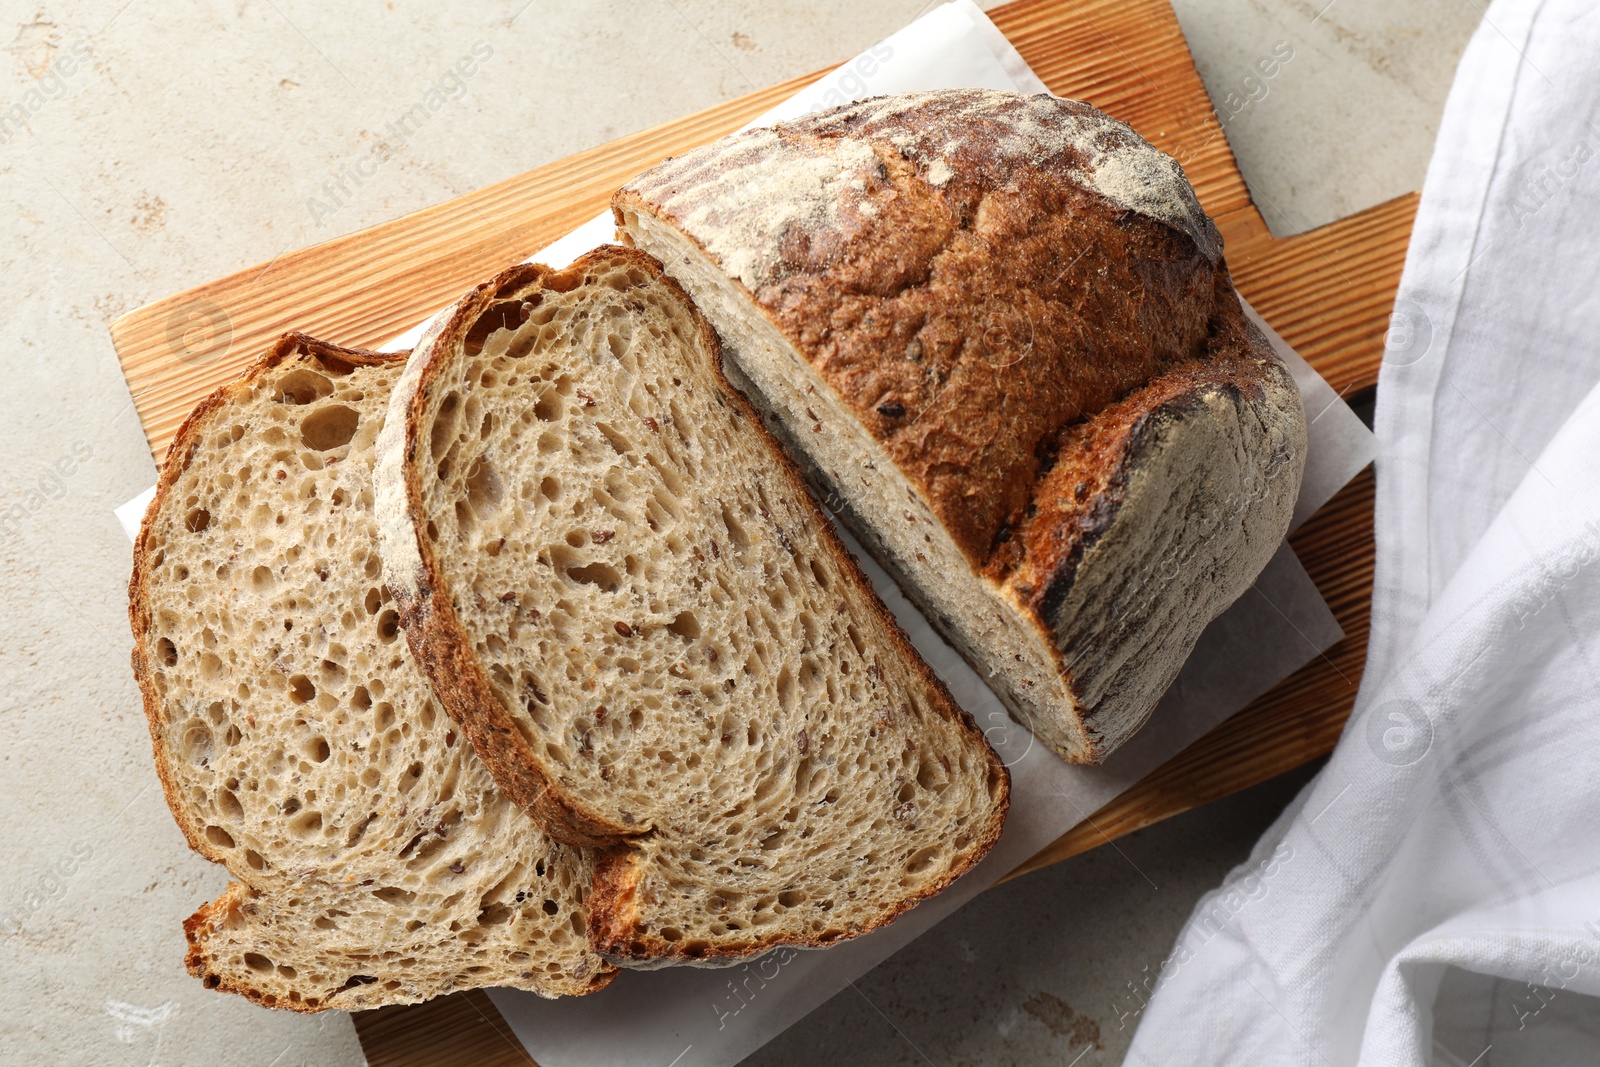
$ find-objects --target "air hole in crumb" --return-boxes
[300,405,360,451]
[185,507,210,533]
[243,952,273,973]
[251,565,274,592]
[465,454,503,513]
[667,611,700,640]
[563,560,621,593]
[462,300,528,355]
[721,505,750,549]
[204,824,234,849]
[430,394,460,461]
[287,675,315,703]
[307,737,331,763]
[276,369,332,404]
[540,476,561,502]
[595,422,633,455]
[372,886,416,906]
[377,609,399,643]
[155,637,178,666]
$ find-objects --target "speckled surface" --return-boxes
[0,2,1460,1063]
[1168,0,1481,235]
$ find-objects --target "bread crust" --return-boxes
[374,246,1009,961]
[617,89,1306,763]
[128,334,405,864]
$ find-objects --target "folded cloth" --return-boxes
[1127,2,1600,1063]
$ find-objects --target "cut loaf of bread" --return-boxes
[128,334,613,1011]
[374,247,1009,965]
[616,88,1307,764]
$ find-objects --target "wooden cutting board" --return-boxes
[108,0,1412,1061]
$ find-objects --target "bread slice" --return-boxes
[128,334,613,1011]
[373,247,1008,966]
[614,88,1307,764]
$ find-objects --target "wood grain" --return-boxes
[107,0,1414,1062]
[352,990,535,1067]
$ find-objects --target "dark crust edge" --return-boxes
[1030,374,1263,626]
[128,332,407,866]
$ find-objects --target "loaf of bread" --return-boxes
[615,88,1306,763]
[373,247,1009,966]
[128,334,613,1011]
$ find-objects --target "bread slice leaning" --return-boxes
[374,246,1008,966]
[129,334,613,1011]
[615,88,1307,764]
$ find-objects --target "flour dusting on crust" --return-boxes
[625,89,1219,294]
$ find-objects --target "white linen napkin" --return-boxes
[1128,2,1600,1063]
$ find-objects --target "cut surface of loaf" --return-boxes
[373,247,1008,965]
[616,88,1307,764]
[128,334,612,1011]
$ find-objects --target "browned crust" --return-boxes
[182,883,317,1012]
[987,287,1284,689]
[390,246,1009,959]
[127,333,406,864]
